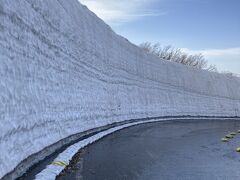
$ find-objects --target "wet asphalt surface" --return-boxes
[58,119,240,180]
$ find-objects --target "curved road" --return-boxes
[58,119,240,180]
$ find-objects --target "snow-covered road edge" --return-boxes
[35,117,240,180]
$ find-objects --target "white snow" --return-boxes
[0,0,240,178]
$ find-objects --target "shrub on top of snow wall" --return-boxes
[0,0,240,178]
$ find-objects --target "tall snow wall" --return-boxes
[0,0,240,178]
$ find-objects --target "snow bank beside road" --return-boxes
[0,0,240,178]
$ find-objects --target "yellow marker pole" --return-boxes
[52,160,68,167]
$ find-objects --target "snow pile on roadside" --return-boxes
[0,0,240,178]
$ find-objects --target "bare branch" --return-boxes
[139,42,216,71]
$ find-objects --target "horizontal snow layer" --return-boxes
[0,0,240,178]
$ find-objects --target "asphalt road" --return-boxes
[58,119,240,180]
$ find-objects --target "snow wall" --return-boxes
[0,0,240,178]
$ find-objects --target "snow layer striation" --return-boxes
[0,0,240,178]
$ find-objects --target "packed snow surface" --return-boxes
[0,0,240,178]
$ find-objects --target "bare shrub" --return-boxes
[139,42,217,71]
[221,71,237,78]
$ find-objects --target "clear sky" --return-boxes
[79,0,240,74]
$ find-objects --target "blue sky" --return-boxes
[80,0,240,74]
